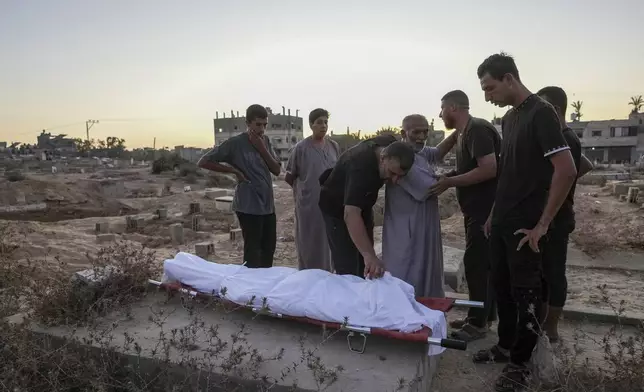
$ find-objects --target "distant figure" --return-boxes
[318,135,415,279]
[285,108,340,271]
[381,114,459,298]
[536,86,593,343]
[198,104,282,268]
[428,90,501,342]
[472,53,577,391]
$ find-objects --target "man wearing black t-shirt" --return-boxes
[318,135,415,280]
[473,53,578,392]
[536,86,594,343]
[428,90,501,342]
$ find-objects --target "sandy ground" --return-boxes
[1,166,643,316]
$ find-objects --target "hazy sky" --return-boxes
[1,0,642,149]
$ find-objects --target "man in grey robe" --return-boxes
[285,108,340,271]
[381,114,460,298]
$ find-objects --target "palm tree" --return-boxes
[629,95,643,114]
[571,101,583,121]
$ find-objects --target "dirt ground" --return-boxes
[1,166,643,315]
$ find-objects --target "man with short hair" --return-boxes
[319,135,415,280]
[381,114,460,297]
[285,108,340,271]
[427,90,501,341]
[536,86,593,343]
[198,104,282,268]
[473,53,578,392]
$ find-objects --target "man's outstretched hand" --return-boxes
[426,175,454,198]
[363,253,385,280]
[515,222,548,253]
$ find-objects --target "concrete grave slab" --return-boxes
[96,233,116,244]
[20,293,442,391]
[204,188,228,199]
[443,246,466,293]
[215,196,234,212]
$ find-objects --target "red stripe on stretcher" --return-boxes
[156,281,455,342]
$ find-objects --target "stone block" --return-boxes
[215,196,234,212]
[73,266,117,287]
[195,242,215,259]
[156,208,168,219]
[627,187,640,203]
[443,246,466,293]
[95,221,110,234]
[230,228,242,242]
[619,194,628,202]
[96,233,116,243]
[170,223,184,245]
[126,216,144,231]
[189,202,201,214]
[191,214,203,231]
[204,188,227,199]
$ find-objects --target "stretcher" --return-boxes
[148,279,483,355]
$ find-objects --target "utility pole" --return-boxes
[85,119,99,158]
[86,119,99,141]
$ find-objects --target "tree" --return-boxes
[571,101,583,121]
[73,138,95,154]
[629,95,643,114]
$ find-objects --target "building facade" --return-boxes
[36,130,76,154]
[213,107,304,163]
[174,146,206,163]
[567,112,644,163]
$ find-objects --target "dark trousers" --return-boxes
[235,212,277,268]
[490,224,544,366]
[542,224,572,307]
[463,215,497,328]
[322,210,374,277]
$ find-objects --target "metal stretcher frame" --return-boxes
[148,279,483,354]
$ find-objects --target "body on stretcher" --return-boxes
[149,279,481,354]
[153,253,484,355]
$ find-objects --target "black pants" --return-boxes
[490,224,544,366]
[235,212,276,268]
[542,224,572,307]
[322,210,374,277]
[463,215,497,328]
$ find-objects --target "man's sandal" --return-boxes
[472,345,510,364]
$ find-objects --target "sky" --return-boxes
[1,0,642,149]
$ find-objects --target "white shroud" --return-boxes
[162,252,447,356]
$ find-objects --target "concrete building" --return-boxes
[174,146,205,163]
[567,112,644,163]
[213,107,304,163]
[36,130,76,154]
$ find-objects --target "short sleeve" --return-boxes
[344,165,374,210]
[534,107,569,158]
[285,143,300,177]
[467,126,496,159]
[419,146,439,165]
[202,139,234,164]
[264,136,281,165]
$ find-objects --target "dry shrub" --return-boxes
[529,285,644,392]
[24,243,160,326]
[0,224,345,391]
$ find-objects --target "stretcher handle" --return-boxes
[428,337,467,351]
[452,299,485,309]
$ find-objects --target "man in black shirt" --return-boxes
[428,90,501,342]
[318,135,415,280]
[536,86,594,343]
[473,53,578,392]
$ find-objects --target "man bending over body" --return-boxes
[536,86,593,343]
[427,90,501,342]
[198,104,282,268]
[318,135,416,279]
[474,53,578,392]
[381,114,459,297]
